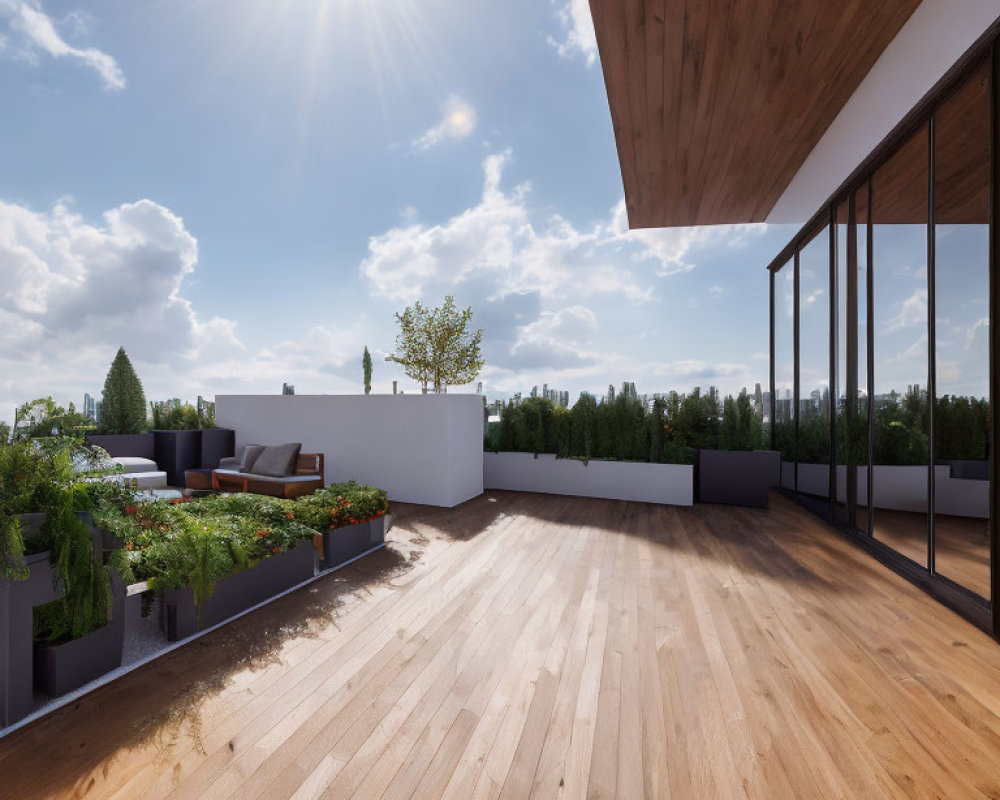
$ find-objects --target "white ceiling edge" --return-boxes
[766,0,1000,225]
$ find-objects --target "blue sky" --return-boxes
[0,0,799,421]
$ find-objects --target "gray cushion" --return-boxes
[250,443,301,477]
[240,444,266,473]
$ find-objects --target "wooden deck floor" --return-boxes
[3,491,1000,799]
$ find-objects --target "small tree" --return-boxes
[363,346,372,395]
[386,296,484,393]
[100,347,148,434]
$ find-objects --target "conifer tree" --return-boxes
[100,347,148,434]
[363,346,372,395]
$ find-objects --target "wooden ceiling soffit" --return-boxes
[590,0,922,228]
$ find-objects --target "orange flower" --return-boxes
[284,512,295,520]
[271,546,281,553]
[256,529,269,539]
[125,505,138,515]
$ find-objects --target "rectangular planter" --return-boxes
[161,542,317,641]
[943,459,988,481]
[483,452,694,506]
[200,428,235,469]
[321,516,387,570]
[85,433,155,460]
[153,430,203,488]
[697,450,781,508]
[33,573,126,698]
[0,553,62,726]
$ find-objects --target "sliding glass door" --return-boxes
[767,49,995,628]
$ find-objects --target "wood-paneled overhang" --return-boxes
[590,0,922,228]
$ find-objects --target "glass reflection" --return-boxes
[797,227,830,498]
[775,261,796,489]
[855,185,872,535]
[834,203,848,524]
[933,58,990,598]
[871,125,930,567]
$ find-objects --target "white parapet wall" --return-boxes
[785,463,988,519]
[483,452,693,506]
[216,394,484,508]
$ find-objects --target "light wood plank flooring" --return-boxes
[2,490,1000,799]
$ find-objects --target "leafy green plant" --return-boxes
[386,296,484,393]
[100,347,148,434]
[12,397,94,440]
[34,503,112,644]
[0,513,28,582]
[0,440,75,516]
[97,481,387,617]
[150,401,200,430]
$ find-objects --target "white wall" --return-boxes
[216,394,484,507]
[484,453,693,506]
[786,463,988,519]
[768,0,1000,223]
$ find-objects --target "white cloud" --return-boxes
[0,0,124,90]
[709,285,725,299]
[510,306,599,369]
[361,151,758,307]
[965,317,988,350]
[802,288,824,306]
[414,95,477,150]
[549,0,597,67]
[358,151,771,392]
[0,196,241,414]
[885,287,927,332]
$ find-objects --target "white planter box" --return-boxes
[483,452,693,506]
[216,394,483,508]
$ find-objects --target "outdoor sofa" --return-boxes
[212,443,325,499]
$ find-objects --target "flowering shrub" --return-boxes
[95,481,389,610]
[291,482,389,531]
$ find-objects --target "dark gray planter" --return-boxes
[697,450,781,508]
[160,542,316,642]
[33,572,126,697]
[14,513,47,550]
[321,517,385,570]
[153,430,203,488]
[944,459,989,481]
[200,428,235,469]
[369,515,388,547]
[85,433,155,460]
[0,553,62,726]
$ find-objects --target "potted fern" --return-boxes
[100,496,318,641]
[32,501,128,697]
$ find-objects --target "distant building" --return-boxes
[282,383,295,395]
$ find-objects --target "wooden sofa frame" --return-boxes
[211,453,325,499]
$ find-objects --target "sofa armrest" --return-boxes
[219,456,240,470]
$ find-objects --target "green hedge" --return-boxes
[486,386,767,465]
[777,387,989,466]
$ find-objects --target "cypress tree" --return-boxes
[363,346,372,395]
[100,347,148,434]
